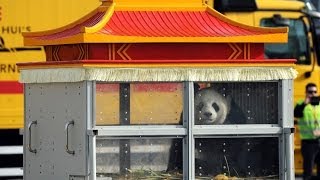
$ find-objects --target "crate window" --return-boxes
[96,83,183,125]
[96,138,183,179]
[194,82,278,125]
[194,137,279,179]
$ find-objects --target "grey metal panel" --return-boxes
[87,81,96,180]
[285,133,295,180]
[185,82,194,180]
[281,80,294,128]
[24,83,42,180]
[89,136,96,180]
[279,80,295,180]
[278,81,285,180]
[24,82,89,180]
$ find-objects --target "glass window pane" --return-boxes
[96,83,120,125]
[194,82,278,125]
[195,138,279,179]
[260,18,309,65]
[96,83,183,125]
[96,138,183,179]
[130,83,183,125]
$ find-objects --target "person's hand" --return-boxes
[304,95,311,104]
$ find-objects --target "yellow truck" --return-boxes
[0,0,99,177]
[210,0,320,175]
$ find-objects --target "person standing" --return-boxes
[294,83,320,180]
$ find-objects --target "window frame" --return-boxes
[90,80,293,179]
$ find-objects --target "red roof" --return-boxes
[99,11,259,37]
[23,5,288,45]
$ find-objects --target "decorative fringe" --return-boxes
[19,67,297,83]
[20,68,86,83]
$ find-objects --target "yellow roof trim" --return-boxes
[18,63,294,70]
[83,33,287,43]
[82,3,115,33]
[205,6,288,34]
[24,33,287,46]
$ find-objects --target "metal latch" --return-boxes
[283,127,295,134]
[87,130,97,136]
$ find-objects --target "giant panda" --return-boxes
[167,86,247,176]
[194,87,232,125]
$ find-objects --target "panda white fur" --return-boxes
[194,87,231,125]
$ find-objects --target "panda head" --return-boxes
[194,87,231,125]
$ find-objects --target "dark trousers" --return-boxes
[301,139,320,180]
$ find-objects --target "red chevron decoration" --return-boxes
[45,43,263,61]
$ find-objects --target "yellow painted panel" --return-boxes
[0,94,23,129]
[256,0,304,11]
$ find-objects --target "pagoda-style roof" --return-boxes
[18,0,296,84]
[23,0,288,45]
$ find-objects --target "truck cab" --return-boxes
[212,0,320,175]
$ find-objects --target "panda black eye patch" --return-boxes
[212,102,220,112]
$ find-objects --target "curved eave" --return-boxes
[23,4,110,38]
[204,7,287,34]
[24,32,287,46]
